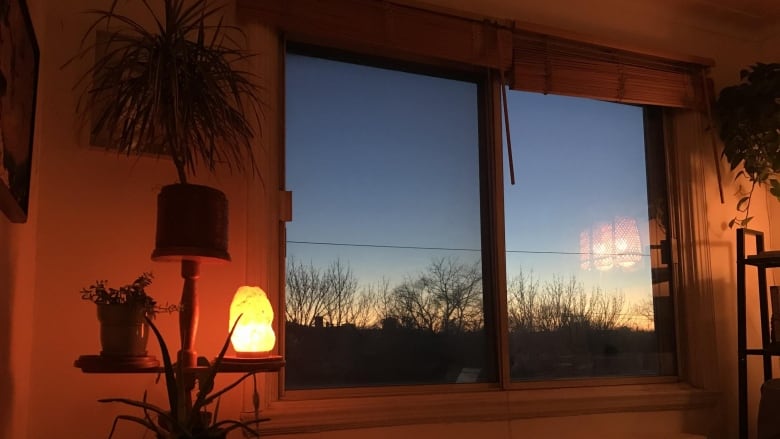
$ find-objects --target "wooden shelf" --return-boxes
[745,251,780,268]
[737,228,779,438]
[75,354,284,374]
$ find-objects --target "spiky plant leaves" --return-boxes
[145,314,179,423]
[192,314,249,413]
[105,414,163,439]
[97,313,264,437]
[66,0,261,184]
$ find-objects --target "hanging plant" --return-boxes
[715,62,780,228]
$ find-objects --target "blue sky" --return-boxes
[503,92,652,304]
[285,53,481,283]
[285,53,653,312]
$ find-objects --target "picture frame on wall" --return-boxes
[0,0,40,223]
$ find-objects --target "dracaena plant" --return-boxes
[99,315,266,438]
[715,62,780,228]
[67,0,261,184]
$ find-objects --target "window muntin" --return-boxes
[284,52,491,389]
[503,91,676,381]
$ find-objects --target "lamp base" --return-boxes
[236,351,271,359]
[219,355,285,373]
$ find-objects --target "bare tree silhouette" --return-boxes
[322,259,358,326]
[507,273,626,332]
[630,297,655,329]
[287,255,627,334]
[507,268,540,332]
[285,257,328,326]
[391,257,482,333]
[285,255,657,386]
[286,258,374,327]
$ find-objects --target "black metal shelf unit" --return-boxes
[737,228,780,438]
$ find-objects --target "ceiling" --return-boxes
[701,0,780,22]
[551,0,780,36]
[409,0,780,41]
[687,0,780,33]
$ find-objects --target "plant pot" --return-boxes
[97,304,149,357]
[151,183,231,263]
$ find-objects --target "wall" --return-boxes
[6,0,276,437]
[3,0,767,438]
[0,0,43,437]
[0,175,37,439]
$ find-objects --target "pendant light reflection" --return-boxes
[580,217,642,271]
[229,286,276,357]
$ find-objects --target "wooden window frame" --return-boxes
[236,2,721,433]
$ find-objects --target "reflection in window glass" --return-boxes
[504,92,675,380]
[285,52,489,389]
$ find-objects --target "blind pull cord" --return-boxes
[497,37,516,185]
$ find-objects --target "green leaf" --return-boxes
[211,418,268,436]
[197,371,255,410]
[770,179,780,200]
[105,414,162,439]
[729,218,737,229]
[98,397,173,431]
[737,196,751,211]
[145,316,178,420]
[192,314,244,416]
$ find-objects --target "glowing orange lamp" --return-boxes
[229,286,276,357]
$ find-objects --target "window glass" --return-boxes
[285,52,490,389]
[504,91,675,380]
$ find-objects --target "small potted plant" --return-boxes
[100,316,266,438]
[715,62,780,228]
[81,272,172,357]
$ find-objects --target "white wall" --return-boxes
[1,0,768,438]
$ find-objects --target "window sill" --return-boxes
[259,382,719,435]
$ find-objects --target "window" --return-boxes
[503,91,675,381]
[284,47,677,391]
[284,50,493,389]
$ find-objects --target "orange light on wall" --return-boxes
[580,217,642,271]
[229,286,276,357]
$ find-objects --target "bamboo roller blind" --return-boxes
[238,0,708,109]
[237,0,513,71]
[512,31,706,109]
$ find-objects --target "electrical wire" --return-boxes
[286,240,651,257]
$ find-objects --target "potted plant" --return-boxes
[715,62,780,228]
[68,0,262,262]
[81,272,175,357]
[100,315,266,438]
